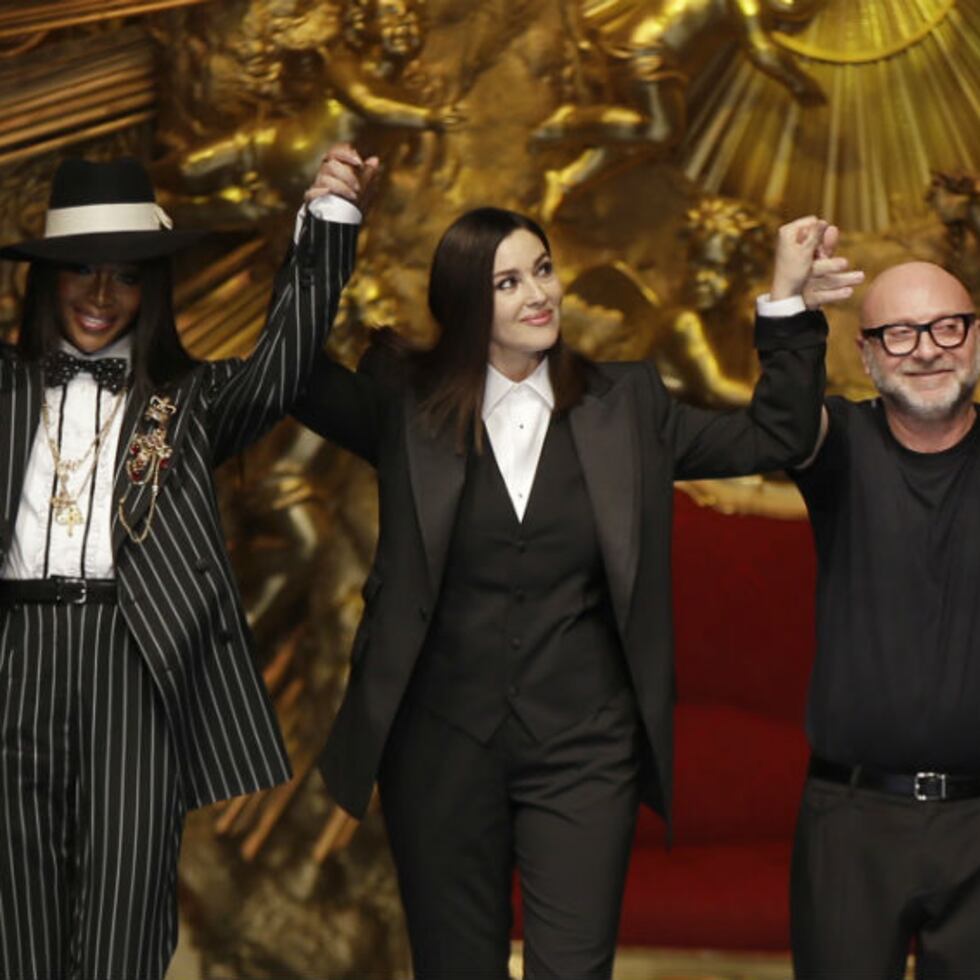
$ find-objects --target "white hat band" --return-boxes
[44,202,173,238]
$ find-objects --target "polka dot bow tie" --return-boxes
[42,350,129,394]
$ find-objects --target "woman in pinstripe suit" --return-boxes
[0,146,374,980]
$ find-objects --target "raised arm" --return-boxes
[666,216,861,477]
[206,144,378,466]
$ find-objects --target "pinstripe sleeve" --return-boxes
[205,216,359,466]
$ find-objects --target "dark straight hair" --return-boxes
[16,257,198,405]
[413,206,589,451]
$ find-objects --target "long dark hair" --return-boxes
[410,206,589,451]
[16,257,197,404]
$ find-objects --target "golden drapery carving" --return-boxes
[1,1,979,975]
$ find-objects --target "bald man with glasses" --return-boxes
[789,256,980,978]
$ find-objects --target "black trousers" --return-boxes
[791,775,980,980]
[378,687,640,980]
[0,600,184,980]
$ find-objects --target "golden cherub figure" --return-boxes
[153,0,464,223]
[533,0,826,220]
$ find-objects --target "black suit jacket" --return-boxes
[0,216,359,809]
[295,310,827,820]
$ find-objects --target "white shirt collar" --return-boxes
[482,357,555,420]
[59,332,133,363]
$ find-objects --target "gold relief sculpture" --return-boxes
[533,0,827,220]
[150,0,463,228]
[928,171,980,292]
[2,1,980,975]
[682,0,980,232]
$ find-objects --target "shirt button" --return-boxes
[508,685,519,697]
[514,589,526,603]
[510,637,521,650]
[515,539,526,553]
[419,606,429,621]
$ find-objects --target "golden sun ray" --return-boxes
[683,0,980,231]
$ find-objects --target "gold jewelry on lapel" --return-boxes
[117,394,177,544]
[41,388,127,537]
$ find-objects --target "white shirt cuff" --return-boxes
[756,293,807,317]
[294,195,363,242]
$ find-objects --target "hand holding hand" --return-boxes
[770,216,827,301]
[305,143,381,211]
[801,224,865,309]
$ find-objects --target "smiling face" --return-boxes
[488,229,563,379]
[376,0,421,57]
[859,262,979,422]
[56,262,141,354]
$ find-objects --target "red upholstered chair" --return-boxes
[514,488,816,950]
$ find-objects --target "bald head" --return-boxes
[861,262,974,329]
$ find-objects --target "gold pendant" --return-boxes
[51,491,84,536]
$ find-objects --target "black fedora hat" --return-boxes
[0,156,203,264]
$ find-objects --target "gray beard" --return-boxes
[867,352,980,423]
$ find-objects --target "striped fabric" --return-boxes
[0,216,359,810]
[0,601,182,980]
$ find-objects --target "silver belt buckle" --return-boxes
[63,577,87,605]
[914,771,947,801]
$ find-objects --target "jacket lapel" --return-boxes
[0,357,42,557]
[570,372,641,634]
[404,393,467,597]
[112,373,201,552]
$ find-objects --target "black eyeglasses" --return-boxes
[861,313,977,356]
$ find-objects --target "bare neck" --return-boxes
[487,345,543,383]
[882,400,977,453]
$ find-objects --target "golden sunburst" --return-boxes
[682,0,980,231]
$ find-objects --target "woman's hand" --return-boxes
[304,143,381,211]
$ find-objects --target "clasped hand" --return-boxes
[771,216,865,309]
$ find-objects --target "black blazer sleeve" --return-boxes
[657,308,828,479]
[204,215,360,467]
[291,346,390,467]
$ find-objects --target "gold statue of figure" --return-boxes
[533,0,826,219]
[154,0,464,222]
[927,170,980,292]
[565,194,770,406]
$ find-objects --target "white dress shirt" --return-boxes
[4,335,132,580]
[482,359,554,522]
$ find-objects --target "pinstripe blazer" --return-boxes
[0,216,359,809]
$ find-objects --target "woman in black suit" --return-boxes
[296,169,855,977]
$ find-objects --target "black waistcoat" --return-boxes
[410,414,628,743]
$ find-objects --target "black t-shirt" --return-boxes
[794,396,980,771]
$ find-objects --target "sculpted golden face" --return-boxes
[377,0,422,58]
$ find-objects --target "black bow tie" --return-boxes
[43,350,129,394]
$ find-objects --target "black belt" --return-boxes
[809,755,980,802]
[0,576,118,605]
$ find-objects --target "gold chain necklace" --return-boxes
[41,388,127,537]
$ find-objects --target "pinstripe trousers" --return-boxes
[0,599,184,980]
